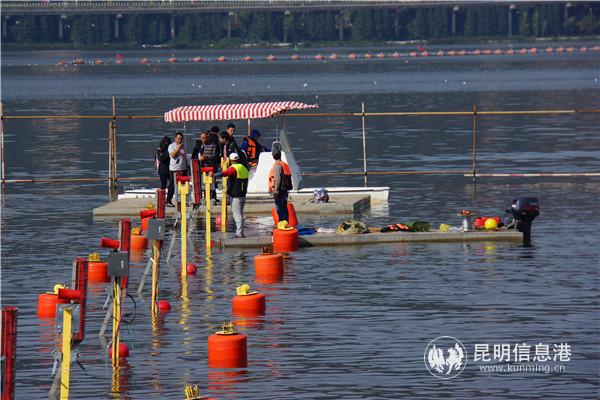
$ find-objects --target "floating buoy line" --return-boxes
[55,45,600,66]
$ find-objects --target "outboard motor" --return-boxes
[510,197,539,246]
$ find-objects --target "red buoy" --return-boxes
[157,300,171,312]
[273,227,299,253]
[271,203,298,227]
[254,252,284,284]
[109,343,130,358]
[88,261,109,283]
[186,262,198,275]
[37,293,69,318]
[130,234,148,251]
[232,286,266,317]
[208,327,247,368]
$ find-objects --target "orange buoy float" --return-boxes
[208,322,247,368]
[493,48,503,55]
[87,253,109,283]
[217,56,227,62]
[243,55,253,61]
[579,46,588,52]
[38,285,70,318]
[57,60,67,66]
[290,54,300,60]
[545,46,554,53]
[363,53,372,59]
[314,54,324,60]
[556,46,565,53]
[254,250,284,283]
[472,49,481,55]
[409,51,417,57]
[528,47,538,54]
[376,52,385,59]
[458,49,467,56]
[109,342,130,358]
[266,54,276,61]
[115,59,124,65]
[347,53,357,59]
[329,53,338,60]
[168,57,177,63]
[72,58,85,65]
[94,59,105,65]
[391,52,400,58]
[420,51,429,57]
[506,48,515,55]
[271,202,298,227]
[273,224,299,253]
[435,50,444,57]
[591,46,600,52]
[482,49,492,55]
[130,227,148,251]
[192,56,203,62]
[140,57,150,64]
[232,284,266,317]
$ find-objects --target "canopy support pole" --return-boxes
[1,102,5,191]
[361,102,368,187]
[108,97,118,201]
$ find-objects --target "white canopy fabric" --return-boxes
[164,101,318,123]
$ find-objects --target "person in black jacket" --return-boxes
[155,136,172,193]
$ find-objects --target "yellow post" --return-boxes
[60,307,73,400]
[151,240,160,315]
[178,180,189,277]
[112,278,121,367]
[220,158,229,233]
[203,172,212,252]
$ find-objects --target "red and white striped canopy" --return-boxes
[164,101,318,123]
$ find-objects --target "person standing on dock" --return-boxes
[156,136,172,194]
[167,131,188,207]
[225,123,248,166]
[220,153,249,238]
[269,143,293,223]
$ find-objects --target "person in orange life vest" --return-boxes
[269,142,293,223]
[241,129,270,166]
[221,153,249,238]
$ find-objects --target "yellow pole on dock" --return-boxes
[151,240,160,315]
[203,172,212,253]
[112,277,121,368]
[60,307,73,400]
[221,158,229,233]
[178,180,189,278]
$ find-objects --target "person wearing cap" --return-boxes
[269,142,293,223]
[241,129,270,166]
[220,152,249,238]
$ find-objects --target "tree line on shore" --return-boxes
[4,3,599,47]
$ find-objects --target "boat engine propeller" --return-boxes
[509,197,539,246]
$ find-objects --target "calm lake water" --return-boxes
[1,43,599,399]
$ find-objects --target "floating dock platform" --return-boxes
[220,230,523,248]
[93,193,370,218]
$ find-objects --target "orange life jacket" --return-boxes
[245,137,257,161]
[268,160,292,192]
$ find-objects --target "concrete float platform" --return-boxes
[92,194,370,218]
[220,229,523,249]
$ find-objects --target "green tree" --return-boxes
[464,7,477,37]
[577,13,600,34]
[180,14,196,43]
[408,8,428,39]
[429,7,449,38]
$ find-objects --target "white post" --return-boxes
[361,102,367,187]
